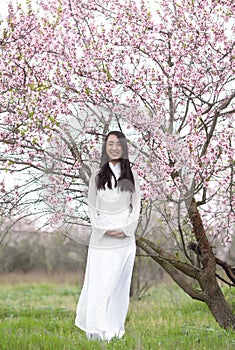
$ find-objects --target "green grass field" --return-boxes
[0,275,234,350]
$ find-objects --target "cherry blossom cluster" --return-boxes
[0,0,234,243]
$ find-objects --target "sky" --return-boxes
[0,0,10,17]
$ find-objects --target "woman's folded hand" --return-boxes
[105,230,126,238]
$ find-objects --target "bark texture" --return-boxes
[137,196,235,330]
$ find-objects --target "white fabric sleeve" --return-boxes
[123,170,141,237]
[87,171,107,236]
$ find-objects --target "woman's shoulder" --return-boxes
[89,165,100,176]
[91,168,100,176]
[131,168,139,178]
[131,168,140,190]
[88,167,100,184]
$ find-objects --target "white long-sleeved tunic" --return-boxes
[75,162,141,340]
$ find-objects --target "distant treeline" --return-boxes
[0,231,87,274]
[0,230,165,296]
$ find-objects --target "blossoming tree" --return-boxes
[0,0,234,328]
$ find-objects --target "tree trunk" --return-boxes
[136,196,235,329]
[187,197,235,329]
[201,271,235,329]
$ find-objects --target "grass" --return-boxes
[0,275,235,349]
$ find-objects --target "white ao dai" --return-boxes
[75,162,141,341]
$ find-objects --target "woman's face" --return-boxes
[106,134,123,162]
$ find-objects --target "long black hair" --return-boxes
[96,131,135,192]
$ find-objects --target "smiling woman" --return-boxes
[106,134,123,163]
[75,130,141,341]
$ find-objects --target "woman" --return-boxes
[75,130,141,341]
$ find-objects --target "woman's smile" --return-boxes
[106,134,123,161]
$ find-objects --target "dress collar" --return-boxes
[109,161,121,178]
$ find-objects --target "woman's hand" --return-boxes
[105,230,126,238]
